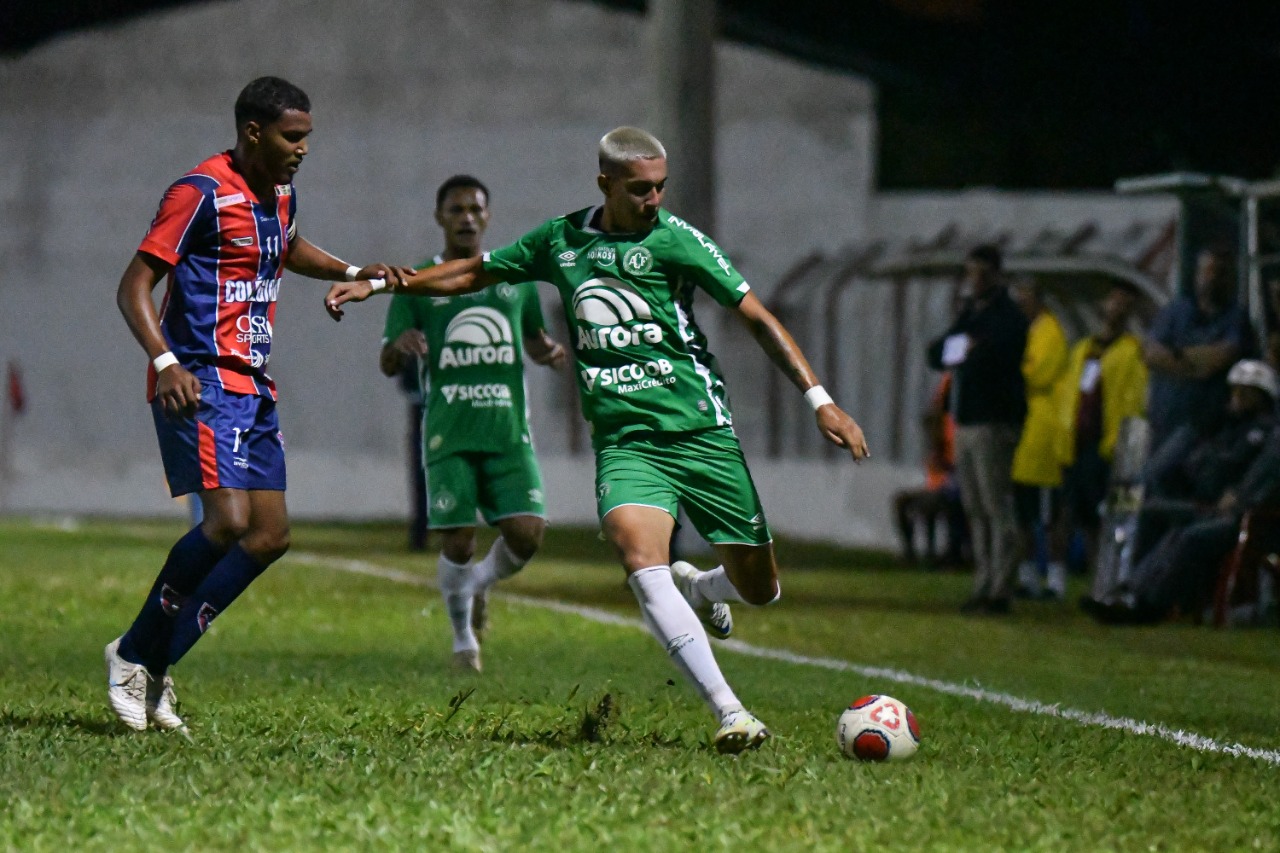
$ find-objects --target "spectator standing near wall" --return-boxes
[1143,247,1254,452]
[927,245,1029,615]
[1009,278,1070,599]
[893,373,968,568]
[1057,283,1148,572]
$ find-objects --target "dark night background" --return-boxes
[5,0,1279,190]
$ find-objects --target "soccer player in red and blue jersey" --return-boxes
[105,76,414,732]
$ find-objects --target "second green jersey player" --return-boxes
[330,130,869,754]
[379,175,566,673]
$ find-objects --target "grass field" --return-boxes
[2,516,1279,851]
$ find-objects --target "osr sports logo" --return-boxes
[571,278,663,351]
[439,306,515,369]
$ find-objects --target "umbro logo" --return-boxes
[558,250,578,267]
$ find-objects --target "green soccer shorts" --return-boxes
[425,447,546,529]
[593,426,772,546]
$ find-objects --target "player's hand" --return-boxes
[324,281,373,320]
[529,336,568,369]
[816,404,871,462]
[393,329,429,358]
[156,363,202,420]
[355,263,416,288]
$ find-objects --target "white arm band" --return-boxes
[344,264,362,282]
[804,385,834,411]
[153,352,179,373]
[368,277,387,293]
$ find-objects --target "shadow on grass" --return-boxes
[1,709,130,737]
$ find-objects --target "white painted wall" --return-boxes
[0,0,877,541]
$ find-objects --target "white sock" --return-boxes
[1017,561,1040,591]
[472,536,527,590]
[437,554,478,653]
[692,565,748,606]
[628,566,743,720]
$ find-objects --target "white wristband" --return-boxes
[368,277,387,293]
[344,264,362,282]
[804,385,834,411]
[153,352,179,373]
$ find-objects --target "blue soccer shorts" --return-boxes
[151,383,286,497]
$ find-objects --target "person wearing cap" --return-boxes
[1083,359,1280,622]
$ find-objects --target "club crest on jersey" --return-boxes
[438,306,515,369]
[571,278,663,351]
[622,246,654,275]
[496,283,518,301]
[587,245,616,266]
[432,491,457,513]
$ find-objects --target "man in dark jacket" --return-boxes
[1085,360,1280,623]
[927,245,1029,614]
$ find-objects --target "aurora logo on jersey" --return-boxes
[580,359,675,393]
[572,278,664,351]
[665,213,734,277]
[439,306,515,369]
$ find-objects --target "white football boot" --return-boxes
[146,673,186,731]
[451,648,482,673]
[104,637,149,731]
[670,561,733,640]
[714,709,771,754]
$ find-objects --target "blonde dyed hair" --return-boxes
[598,127,666,175]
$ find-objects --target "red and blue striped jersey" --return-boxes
[138,151,297,400]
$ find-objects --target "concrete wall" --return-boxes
[0,0,886,544]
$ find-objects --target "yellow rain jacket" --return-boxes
[1012,311,1070,487]
[1057,333,1148,464]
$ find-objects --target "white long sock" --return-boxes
[628,566,742,720]
[437,554,478,652]
[471,536,526,590]
[692,566,749,606]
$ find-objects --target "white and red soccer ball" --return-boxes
[837,694,920,761]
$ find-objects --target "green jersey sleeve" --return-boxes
[382,293,423,345]
[519,284,546,339]
[670,220,751,308]
[483,221,553,285]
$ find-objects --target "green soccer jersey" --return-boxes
[382,255,546,462]
[482,207,749,448]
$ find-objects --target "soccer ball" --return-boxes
[836,694,920,761]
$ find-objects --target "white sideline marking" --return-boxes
[305,552,1280,766]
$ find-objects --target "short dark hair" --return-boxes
[436,175,490,211]
[234,77,310,129]
[967,244,1003,272]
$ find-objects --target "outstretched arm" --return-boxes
[117,251,203,419]
[286,235,415,287]
[325,256,503,321]
[732,291,870,460]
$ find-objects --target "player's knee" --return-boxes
[242,526,290,565]
[202,516,249,548]
[739,576,781,607]
[442,532,476,564]
[504,521,545,561]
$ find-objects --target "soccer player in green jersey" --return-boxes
[380,175,566,672]
[328,128,869,753]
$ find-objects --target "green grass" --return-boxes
[2,517,1279,851]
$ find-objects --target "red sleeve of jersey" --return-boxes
[138,182,208,265]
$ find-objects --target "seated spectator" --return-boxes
[1009,278,1070,599]
[894,374,968,568]
[1058,283,1148,573]
[1143,246,1254,452]
[1083,360,1279,622]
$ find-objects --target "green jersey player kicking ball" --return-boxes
[329,128,870,754]
[379,175,566,673]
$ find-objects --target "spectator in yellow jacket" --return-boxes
[1059,283,1148,571]
[1010,279,1071,598]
